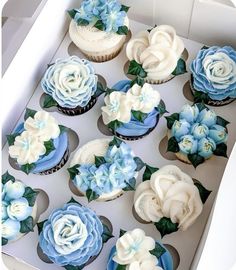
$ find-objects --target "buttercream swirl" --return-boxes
[126,25,185,80]
[41,56,97,108]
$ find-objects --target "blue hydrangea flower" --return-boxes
[74,6,94,22]
[39,203,103,266]
[198,137,216,158]
[171,119,191,141]
[179,104,199,123]
[190,46,236,101]
[191,123,209,140]
[209,125,228,144]
[197,108,217,127]
[178,135,198,154]
[1,219,21,240]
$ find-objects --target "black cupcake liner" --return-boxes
[190,74,235,107]
[57,96,97,116]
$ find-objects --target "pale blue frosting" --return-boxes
[112,80,159,136]
[190,46,236,100]
[41,56,97,109]
[14,123,68,173]
[39,203,103,266]
[107,242,173,270]
[73,0,127,33]
[171,104,228,157]
[73,142,137,195]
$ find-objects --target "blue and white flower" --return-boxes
[197,108,217,127]
[1,219,21,240]
[198,137,216,158]
[39,203,103,266]
[191,123,209,140]
[209,125,228,144]
[4,180,25,201]
[171,119,191,141]
[7,198,32,221]
[179,104,199,123]
[2,201,9,221]
[178,135,198,154]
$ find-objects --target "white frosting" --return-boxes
[24,111,60,142]
[113,228,155,265]
[126,25,185,80]
[127,83,161,113]
[134,165,203,231]
[9,131,46,165]
[127,253,163,270]
[203,52,236,89]
[101,91,133,125]
[52,214,88,255]
[69,17,129,53]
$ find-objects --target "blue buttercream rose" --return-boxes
[171,119,191,141]
[1,219,21,240]
[4,180,25,201]
[209,125,228,144]
[39,203,103,266]
[198,137,216,158]
[190,46,236,100]
[179,104,199,123]
[197,108,217,127]
[7,198,32,222]
[179,135,198,154]
[191,123,209,140]
[41,56,97,109]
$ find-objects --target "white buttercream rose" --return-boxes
[101,91,133,124]
[127,253,163,270]
[113,229,155,265]
[7,197,32,221]
[8,131,46,165]
[24,111,60,142]
[127,83,160,113]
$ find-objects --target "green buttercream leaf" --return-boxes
[130,76,145,87]
[2,171,15,185]
[43,94,58,108]
[2,237,8,246]
[127,60,147,78]
[76,18,89,26]
[154,217,178,238]
[64,264,85,270]
[44,139,55,156]
[193,90,210,104]
[134,157,146,171]
[165,113,179,129]
[95,156,106,167]
[167,137,179,153]
[132,110,148,123]
[119,229,127,237]
[94,19,105,31]
[86,189,99,202]
[23,187,39,207]
[59,125,68,134]
[116,25,128,35]
[67,197,82,205]
[150,242,166,259]
[216,116,230,128]
[67,9,77,19]
[21,163,36,175]
[95,81,107,97]
[195,102,207,112]
[20,216,34,233]
[24,108,37,121]
[116,265,127,270]
[6,133,20,146]
[213,143,228,158]
[143,165,159,182]
[107,120,123,131]
[109,137,123,148]
[187,153,205,168]
[157,100,168,116]
[102,223,114,243]
[37,220,47,235]
[123,177,136,191]
[67,164,80,180]
[201,45,209,50]
[120,4,130,12]
[171,58,187,76]
[193,179,211,204]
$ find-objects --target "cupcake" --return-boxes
[134,165,211,237]
[107,228,173,270]
[1,171,38,245]
[7,109,69,175]
[190,46,236,106]
[41,56,104,116]
[38,199,113,268]
[126,25,186,85]
[68,0,130,62]
[68,137,144,202]
[101,81,166,140]
[165,103,229,167]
